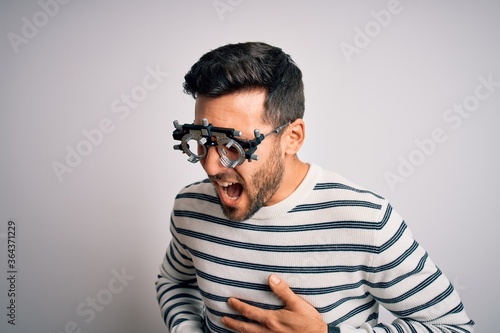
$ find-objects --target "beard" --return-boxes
[220,144,285,222]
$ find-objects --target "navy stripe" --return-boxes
[294,253,429,295]
[174,209,388,231]
[169,243,194,270]
[392,284,455,317]
[444,322,475,333]
[313,182,384,199]
[196,269,272,292]
[186,240,419,275]
[168,309,202,329]
[170,218,190,251]
[157,282,198,302]
[176,227,391,253]
[172,241,192,262]
[393,323,405,333]
[183,178,211,189]
[164,255,192,278]
[172,317,189,329]
[374,324,392,333]
[206,306,259,323]
[165,297,202,324]
[289,200,382,213]
[330,299,376,326]
[316,292,371,313]
[176,192,220,204]
[175,218,407,255]
[199,287,375,316]
[198,289,230,304]
[376,269,443,304]
[366,311,379,322]
[206,318,233,333]
[195,253,428,296]
[173,203,393,233]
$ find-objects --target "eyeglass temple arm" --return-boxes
[242,122,289,161]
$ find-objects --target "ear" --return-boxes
[282,118,305,156]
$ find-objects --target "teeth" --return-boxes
[216,181,233,188]
[214,180,240,200]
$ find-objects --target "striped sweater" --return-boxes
[156,164,474,332]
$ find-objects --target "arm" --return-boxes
[359,207,474,332]
[155,215,205,333]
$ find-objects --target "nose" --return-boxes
[200,145,226,175]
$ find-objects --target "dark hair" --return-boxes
[183,42,304,127]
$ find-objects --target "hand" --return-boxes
[221,274,327,333]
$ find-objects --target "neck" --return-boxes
[266,155,309,206]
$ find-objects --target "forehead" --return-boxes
[194,89,268,133]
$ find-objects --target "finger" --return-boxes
[268,274,299,307]
[227,297,268,323]
[221,315,263,333]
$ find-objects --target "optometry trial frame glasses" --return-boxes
[172,118,290,168]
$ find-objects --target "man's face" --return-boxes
[194,89,285,221]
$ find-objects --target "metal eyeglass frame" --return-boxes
[172,118,289,168]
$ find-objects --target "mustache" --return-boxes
[209,172,244,185]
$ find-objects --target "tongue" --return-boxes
[227,183,243,198]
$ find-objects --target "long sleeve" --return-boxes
[155,213,206,333]
[335,205,474,333]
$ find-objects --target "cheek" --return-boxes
[232,164,253,188]
[252,146,272,164]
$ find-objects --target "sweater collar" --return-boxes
[249,164,320,220]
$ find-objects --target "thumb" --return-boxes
[268,274,297,306]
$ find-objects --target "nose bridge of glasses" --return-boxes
[195,132,241,165]
[203,141,221,164]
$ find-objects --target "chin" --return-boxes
[221,205,246,222]
[222,200,263,222]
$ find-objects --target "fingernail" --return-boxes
[269,274,281,285]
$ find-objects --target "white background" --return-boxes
[1,1,498,332]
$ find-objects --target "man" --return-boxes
[155,42,474,333]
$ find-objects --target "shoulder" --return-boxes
[172,178,223,222]
[286,165,404,242]
[174,178,218,206]
[177,178,214,196]
[302,165,388,216]
[314,166,385,202]
[307,166,407,247]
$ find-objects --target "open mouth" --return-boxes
[215,180,244,201]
